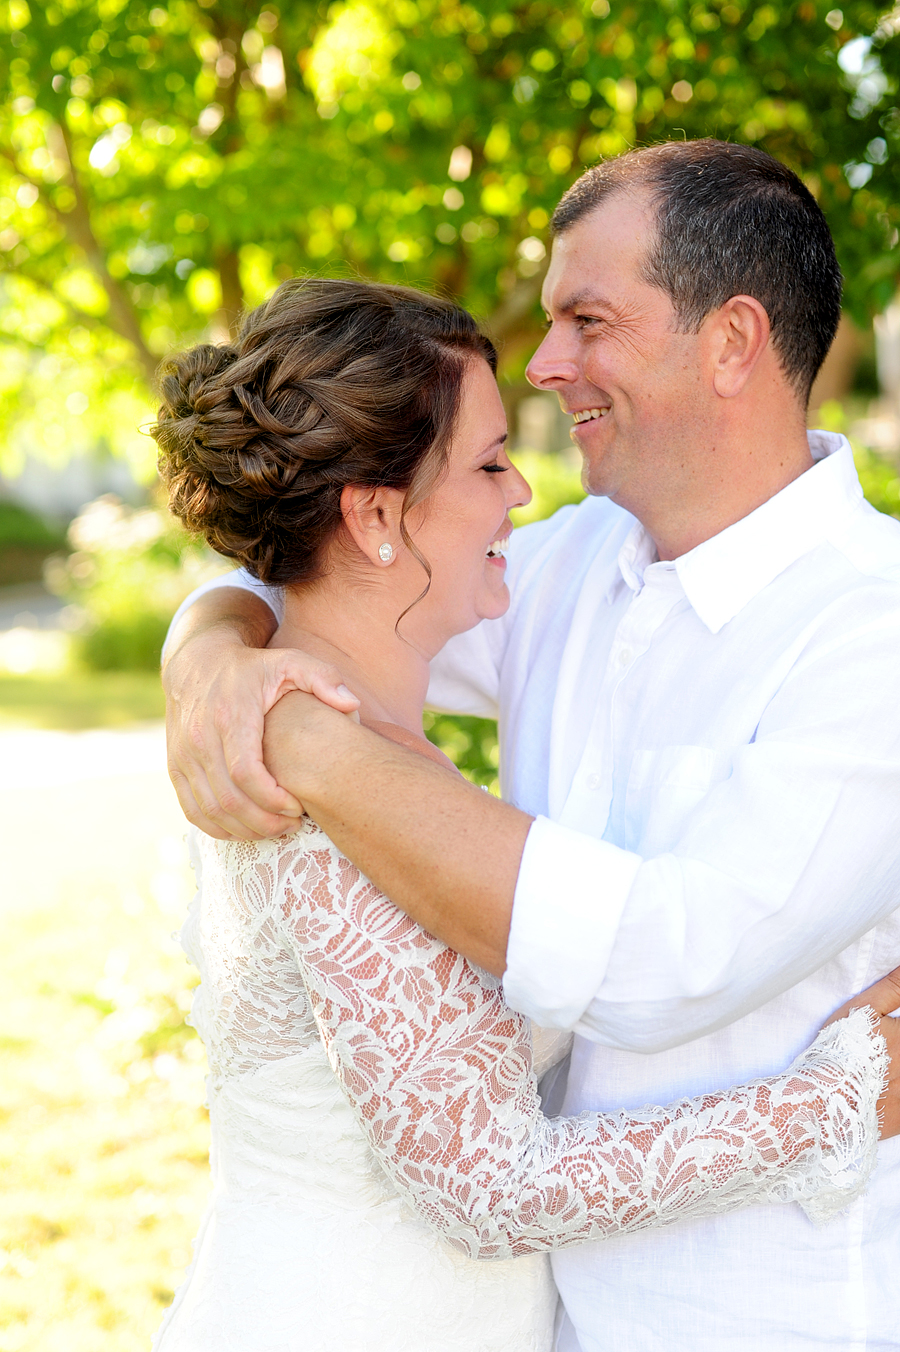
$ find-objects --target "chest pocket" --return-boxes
[623,745,734,857]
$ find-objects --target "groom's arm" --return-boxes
[265,605,900,1053]
[162,511,567,838]
[162,569,507,838]
[265,696,528,974]
[263,692,629,981]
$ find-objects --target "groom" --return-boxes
[163,141,900,1350]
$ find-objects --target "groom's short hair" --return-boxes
[552,139,842,402]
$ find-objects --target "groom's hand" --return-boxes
[162,587,360,840]
[264,690,532,976]
[825,965,900,1140]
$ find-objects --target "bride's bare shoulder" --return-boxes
[363,720,459,773]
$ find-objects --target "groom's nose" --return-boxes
[525,326,579,392]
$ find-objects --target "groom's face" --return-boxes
[527,188,711,515]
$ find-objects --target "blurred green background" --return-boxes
[3,0,900,685]
[2,1,900,1348]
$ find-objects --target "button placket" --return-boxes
[564,597,642,825]
[603,579,687,822]
[559,567,685,831]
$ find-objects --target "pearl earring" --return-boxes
[378,542,394,563]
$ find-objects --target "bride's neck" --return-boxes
[269,572,432,735]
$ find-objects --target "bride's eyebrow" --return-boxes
[480,432,508,455]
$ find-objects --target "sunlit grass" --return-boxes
[0,671,165,730]
[0,743,209,1351]
[0,688,500,1351]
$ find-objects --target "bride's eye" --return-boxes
[482,463,510,474]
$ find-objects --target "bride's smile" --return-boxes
[368,356,532,650]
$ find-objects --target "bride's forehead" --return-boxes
[459,361,505,415]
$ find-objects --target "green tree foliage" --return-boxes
[1,0,899,464]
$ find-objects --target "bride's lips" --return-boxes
[486,520,513,567]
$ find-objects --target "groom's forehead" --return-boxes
[545,197,655,294]
[543,241,654,317]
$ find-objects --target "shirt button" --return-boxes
[618,647,633,666]
[586,773,601,790]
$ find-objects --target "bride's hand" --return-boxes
[823,965,900,1140]
[163,592,359,840]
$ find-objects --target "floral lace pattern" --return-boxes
[186,819,886,1260]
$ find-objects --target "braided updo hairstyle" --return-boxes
[152,278,497,585]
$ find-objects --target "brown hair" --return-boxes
[152,278,497,585]
[552,140,841,401]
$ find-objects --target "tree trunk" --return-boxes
[206,12,248,340]
[484,262,548,344]
[434,245,469,303]
[214,246,244,340]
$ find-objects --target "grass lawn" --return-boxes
[0,729,209,1351]
[0,671,165,731]
[0,665,499,1350]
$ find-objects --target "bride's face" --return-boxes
[401,358,531,652]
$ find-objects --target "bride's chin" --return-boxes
[424,584,511,650]
[476,585,511,624]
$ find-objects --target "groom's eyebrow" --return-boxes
[557,288,613,314]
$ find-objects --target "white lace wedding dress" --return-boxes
[153,820,887,1352]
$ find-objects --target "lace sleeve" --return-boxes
[278,827,887,1259]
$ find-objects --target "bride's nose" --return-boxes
[506,464,532,511]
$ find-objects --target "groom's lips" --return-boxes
[570,406,611,424]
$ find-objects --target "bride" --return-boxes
[150,278,897,1352]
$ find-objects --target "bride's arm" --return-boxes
[276,830,891,1260]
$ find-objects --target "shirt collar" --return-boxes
[613,432,864,633]
[616,520,659,594]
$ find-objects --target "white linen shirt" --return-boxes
[173,432,900,1351]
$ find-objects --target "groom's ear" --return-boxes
[706,295,771,399]
[340,483,404,566]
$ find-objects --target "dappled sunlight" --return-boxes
[0,626,68,675]
[0,725,209,1351]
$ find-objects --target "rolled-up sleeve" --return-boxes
[163,569,285,660]
[503,816,641,1027]
[503,613,900,1050]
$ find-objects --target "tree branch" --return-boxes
[55,123,159,385]
[0,261,138,347]
[0,130,159,385]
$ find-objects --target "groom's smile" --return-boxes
[526,188,712,523]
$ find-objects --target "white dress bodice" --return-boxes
[153,821,886,1352]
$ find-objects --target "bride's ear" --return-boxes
[340,484,404,566]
